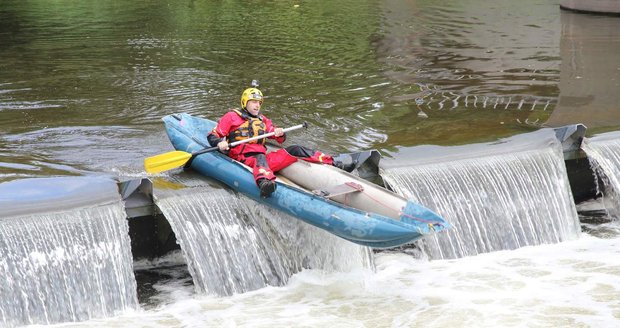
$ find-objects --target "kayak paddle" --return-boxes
[144,122,308,174]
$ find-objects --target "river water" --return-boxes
[2,0,620,327]
[2,0,619,182]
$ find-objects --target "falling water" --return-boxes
[381,129,581,259]
[154,183,373,296]
[0,203,138,327]
[581,132,620,217]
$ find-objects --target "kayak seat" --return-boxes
[313,182,364,199]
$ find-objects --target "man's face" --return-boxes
[246,99,261,115]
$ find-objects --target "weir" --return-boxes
[380,128,582,259]
[151,173,373,296]
[581,132,620,217]
[2,123,616,326]
[0,174,373,326]
[156,187,295,296]
[0,177,138,327]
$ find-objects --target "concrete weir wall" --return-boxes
[118,178,180,259]
[561,0,620,15]
[0,124,598,260]
[0,176,179,261]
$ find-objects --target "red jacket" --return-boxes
[208,110,286,159]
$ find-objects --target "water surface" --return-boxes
[4,0,618,182]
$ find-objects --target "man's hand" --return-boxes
[274,128,284,137]
[217,140,229,151]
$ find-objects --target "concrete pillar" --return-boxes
[561,0,620,15]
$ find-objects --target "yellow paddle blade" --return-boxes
[144,150,192,174]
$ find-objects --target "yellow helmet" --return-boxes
[240,88,263,109]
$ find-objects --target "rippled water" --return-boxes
[4,0,616,182]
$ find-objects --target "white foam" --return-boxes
[31,231,620,328]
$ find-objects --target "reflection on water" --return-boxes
[0,0,617,180]
[547,9,620,130]
[378,0,560,94]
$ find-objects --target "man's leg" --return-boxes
[265,149,299,172]
[285,145,334,165]
[285,145,355,172]
[243,154,277,198]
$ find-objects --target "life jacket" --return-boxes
[227,109,267,145]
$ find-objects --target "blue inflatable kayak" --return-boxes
[162,113,449,248]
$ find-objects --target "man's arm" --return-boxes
[207,112,233,147]
[264,117,286,144]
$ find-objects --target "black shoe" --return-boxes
[258,179,276,198]
[333,160,356,173]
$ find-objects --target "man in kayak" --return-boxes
[207,87,355,198]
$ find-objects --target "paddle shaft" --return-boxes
[143,122,308,174]
[191,122,308,157]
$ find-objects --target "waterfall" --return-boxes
[381,129,581,259]
[582,132,620,217]
[0,203,138,327]
[154,183,373,296]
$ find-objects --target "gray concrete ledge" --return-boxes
[561,0,620,15]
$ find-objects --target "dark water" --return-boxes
[1,0,619,183]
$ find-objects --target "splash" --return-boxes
[0,203,138,327]
[154,185,373,296]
